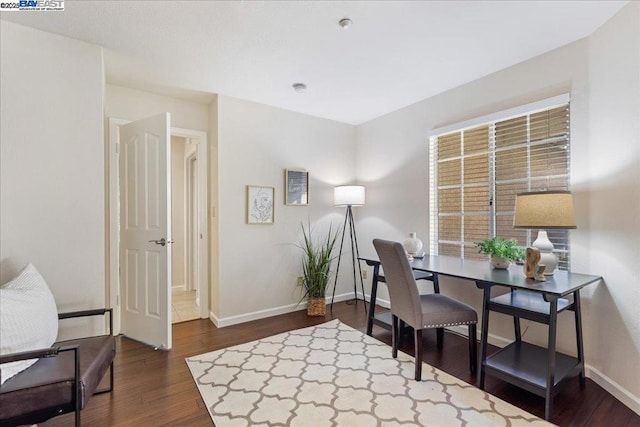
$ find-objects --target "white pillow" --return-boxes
[0,263,59,384]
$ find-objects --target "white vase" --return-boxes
[403,232,423,254]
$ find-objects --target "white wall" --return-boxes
[208,97,220,318]
[586,2,640,408]
[356,2,639,412]
[0,22,105,337]
[215,95,356,323]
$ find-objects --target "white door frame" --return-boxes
[185,151,198,295]
[108,119,209,334]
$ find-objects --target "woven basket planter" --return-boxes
[307,298,327,316]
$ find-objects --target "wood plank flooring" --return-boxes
[41,300,639,426]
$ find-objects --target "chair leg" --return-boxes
[436,327,444,349]
[391,315,399,358]
[469,323,477,374]
[398,319,405,349]
[414,329,423,381]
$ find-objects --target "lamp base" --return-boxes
[532,230,557,275]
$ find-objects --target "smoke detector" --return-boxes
[292,83,307,93]
[339,18,352,29]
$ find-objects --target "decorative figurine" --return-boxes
[525,247,541,280]
[535,264,547,282]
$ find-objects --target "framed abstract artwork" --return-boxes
[285,169,309,206]
[246,185,274,224]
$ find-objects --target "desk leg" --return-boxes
[433,274,444,349]
[366,263,381,336]
[476,281,492,390]
[574,290,586,387]
[545,297,559,421]
[511,291,522,342]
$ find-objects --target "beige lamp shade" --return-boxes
[513,191,577,229]
[334,185,365,206]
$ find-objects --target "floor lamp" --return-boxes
[330,185,367,312]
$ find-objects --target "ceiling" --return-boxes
[1,1,627,125]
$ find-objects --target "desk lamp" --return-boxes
[513,191,576,275]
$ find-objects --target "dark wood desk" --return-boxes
[359,255,602,420]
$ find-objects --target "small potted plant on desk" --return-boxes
[475,237,525,269]
[299,223,339,316]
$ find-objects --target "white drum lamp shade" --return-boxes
[334,185,365,207]
[513,191,576,275]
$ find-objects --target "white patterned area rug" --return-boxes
[186,319,552,426]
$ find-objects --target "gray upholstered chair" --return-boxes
[373,239,478,381]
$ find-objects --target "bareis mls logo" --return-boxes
[0,0,64,11]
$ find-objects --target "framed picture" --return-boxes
[246,185,274,224]
[285,169,309,206]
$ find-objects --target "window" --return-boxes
[429,95,571,269]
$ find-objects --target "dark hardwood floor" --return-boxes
[41,300,639,426]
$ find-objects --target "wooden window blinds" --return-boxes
[429,100,571,269]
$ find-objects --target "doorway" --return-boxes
[108,118,208,340]
[170,136,200,324]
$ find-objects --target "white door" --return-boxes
[119,113,172,350]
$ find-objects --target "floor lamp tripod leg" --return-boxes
[330,208,350,312]
[349,206,367,313]
[348,207,358,306]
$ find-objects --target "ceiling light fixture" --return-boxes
[339,18,352,29]
[292,82,307,93]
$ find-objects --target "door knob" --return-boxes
[148,238,174,246]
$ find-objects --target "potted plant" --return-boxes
[299,222,340,316]
[475,237,525,269]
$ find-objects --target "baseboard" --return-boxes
[586,365,640,415]
[209,311,220,327]
[209,292,357,328]
[366,294,390,308]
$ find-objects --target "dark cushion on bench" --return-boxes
[0,335,115,421]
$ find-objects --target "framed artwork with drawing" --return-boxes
[285,169,309,206]
[246,185,274,224]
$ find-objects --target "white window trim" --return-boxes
[429,94,570,138]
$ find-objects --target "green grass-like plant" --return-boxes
[475,237,525,262]
[299,222,340,299]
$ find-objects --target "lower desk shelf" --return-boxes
[372,311,393,330]
[484,341,581,396]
